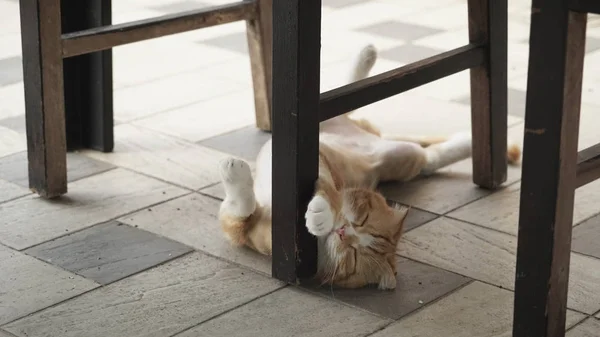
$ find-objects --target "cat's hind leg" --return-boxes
[218,157,257,246]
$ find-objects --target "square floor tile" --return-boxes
[0,179,29,204]
[568,318,600,337]
[572,214,600,259]
[200,32,248,55]
[4,252,283,337]
[0,125,25,158]
[149,0,208,12]
[25,221,193,284]
[379,44,444,63]
[0,56,22,86]
[120,193,272,275]
[199,182,225,199]
[448,179,600,236]
[369,281,585,337]
[0,168,187,250]
[0,114,24,133]
[174,287,390,337]
[133,89,257,143]
[357,21,443,41]
[323,0,372,9]
[399,216,600,314]
[198,126,271,161]
[82,124,230,190]
[0,151,115,188]
[0,244,98,325]
[305,257,470,320]
[0,330,15,337]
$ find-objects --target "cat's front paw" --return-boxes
[305,196,334,237]
[219,157,252,186]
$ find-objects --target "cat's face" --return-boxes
[324,188,408,290]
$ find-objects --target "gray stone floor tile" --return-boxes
[305,257,470,320]
[369,281,585,337]
[567,318,600,337]
[4,252,283,337]
[0,179,29,204]
[455,87,527,118]
[379,43,444,63]
[572,214,600,259]
[149,0,208,13]
[0,330,16,337]
[587,36,600,54]
[323,0,372,8]
[357,20,443,41]
[0,244,98,325]
[25,221,193,284]
[0,56,22,86]
[120,193,272,274]
[0,151,115,188]
[200,32,248,55]
[198,126,271,161]
[0,114,24,133]
[198,182,225,199]
[173,287,390,337]
[0,169,187,250]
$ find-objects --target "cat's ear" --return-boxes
[391,204,410,240]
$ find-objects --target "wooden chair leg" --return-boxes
[246,0,272,132]
[513,4,587,337]
[19,0,67,198]
[62,0,114,152]
[271,0,320,283]
[467,0,508,189]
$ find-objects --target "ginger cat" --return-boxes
[218,45,521,290]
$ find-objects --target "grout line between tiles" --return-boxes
[166,286,287,337]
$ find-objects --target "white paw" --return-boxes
[305,196,335,237]
[219,157,252,186]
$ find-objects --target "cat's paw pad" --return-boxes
[219,158,252,185]
[305,196,334,237]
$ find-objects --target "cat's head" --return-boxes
[320,188,408,290]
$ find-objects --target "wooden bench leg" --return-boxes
[246,0,272,132]
[19,0,67,198]
[467,0,508,189]
[513,4,587,337]
[271,0,320,282]
[62,0,114,152]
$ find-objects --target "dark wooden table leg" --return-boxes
[62,0,114,152]
[246,0,272,132]
[271,0,321,282]
[19,0,67,198]
[513,3,587,337]
[467,0,508,189]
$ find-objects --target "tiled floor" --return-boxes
[1,0,600,336]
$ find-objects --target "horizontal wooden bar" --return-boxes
[570,0,600,14]
[318,44,485,121]
[62,1,256,58]
[576,143,600,188]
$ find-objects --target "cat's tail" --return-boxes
[350,44,377,83]
[420,132,521,175]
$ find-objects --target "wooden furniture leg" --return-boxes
[19,0,67,198]
[467,0,508,189]
[513,2,587,336]
[271,0,321,282]
[246,0,272,132]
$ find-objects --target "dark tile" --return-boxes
[25,221,193,284]
[0,151,115,188]
[200,32,249,55]
[149,0,208,13]
[379,44,444,63]
[304,257,470,320]
[402,206,439,232]
[357,21,443,41]
[0,114,25,133]
[0,56,22,86]
[572,214,600,259]
[323,0,372,8]
[198,126,271,160]
[454,87,527,118]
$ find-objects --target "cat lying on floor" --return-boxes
[218,45,521,290]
